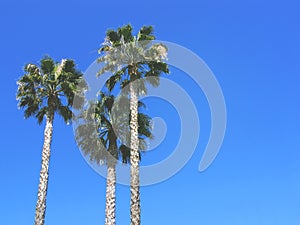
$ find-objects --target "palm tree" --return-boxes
[75,92,152,225]
[16,56,86,225]
[97,24,169,225]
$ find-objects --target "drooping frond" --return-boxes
[105,68,126,91]
[138,113,153,139]
[57,105,73,124]
[36,106,48,124]
[120,144,131,164]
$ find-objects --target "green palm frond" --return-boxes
[118,24,134,43]
[41,56,55,75]
[138,26,155,41]
[105,68,126,91]
[36,107,48,124]
[24,103,40,119]
[106,30,121,45]
[138,113,153,139]
[58,105,73,124]
[120,144,131,164]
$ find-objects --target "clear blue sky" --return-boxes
[1,0,300,224]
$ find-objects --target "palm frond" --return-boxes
[118,24,134,43]
[36,107,48,124]
[58,105,73,124]
[138,26,155,41]
[106,30,121,46]
[138,113,153,139]
[40,56,55,75]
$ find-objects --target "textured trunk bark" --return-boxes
[34,115,54,225]
[129,82,141,225]
[105,165,117,225]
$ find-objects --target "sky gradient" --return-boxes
[0,0,300,224]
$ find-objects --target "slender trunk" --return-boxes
[34,115,54,225]
[105,165,117,225]
[129,82,140,225]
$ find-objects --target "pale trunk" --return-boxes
[129,83,140,225]
[34,115,54,225]
[105,165,116,225]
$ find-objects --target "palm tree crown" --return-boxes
[17,56,86,123]
[97,24,169,92]
[75,92,153,166]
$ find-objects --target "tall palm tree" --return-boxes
[75,92,152,225]
[16,56,86,225]
[97,24,169,225]
[76,93,119,225]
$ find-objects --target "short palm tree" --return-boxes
[75,92,152,225]
[16,56,86,225]
[98,24,169,225]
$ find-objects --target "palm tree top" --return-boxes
[100,24,154,48]
[17,56,86,124]
[75,92,153,166]
[97,24,169,94]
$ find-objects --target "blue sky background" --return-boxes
[1,0,300,224]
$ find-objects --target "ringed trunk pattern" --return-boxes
[129,82,140,225]
[34,115,54,225]
[105,165,117,225]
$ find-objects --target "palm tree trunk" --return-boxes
[34,115,54,225]
[129,82,141,225]
[105,165,117,225]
